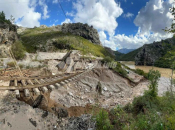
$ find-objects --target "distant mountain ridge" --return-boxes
[118,48,135,54]
[115,37,175,68]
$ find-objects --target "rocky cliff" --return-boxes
[61,23,101,45]
[0,23,18,45]
[135,37,175,66]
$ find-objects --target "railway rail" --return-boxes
[0,67,94,98]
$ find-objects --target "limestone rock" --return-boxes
[64,115,96,130]
[135,37,175,66]
[0,23,18,45]
[74,62,82,70]
[61,23,101,45]
[66,57,73,65]
[58,61,66,70]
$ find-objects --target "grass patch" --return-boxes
[20,28,113,58]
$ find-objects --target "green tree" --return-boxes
[11,41,26,60]
[0,11,11,24]
[10,15,15,24]
[147,69,161,97]
[164,3,175,33]
[0,11,5,22]
[164,2,175,94]
[95,110,113,130]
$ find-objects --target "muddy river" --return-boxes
[121,61,175,78]
[121,61,175,96]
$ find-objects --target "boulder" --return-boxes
[0,23,18,45]
[66,57,73,65]
[74,62,82,70]
[64,114,96,130]
[58,61,66,70]
[62,23,101,45]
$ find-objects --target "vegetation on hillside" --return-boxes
[20,28,114,58]
[11,41,26,60]
[115,47,142,61]
[94,69,175,130]
[114,51,124,61]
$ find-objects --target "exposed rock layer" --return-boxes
[0,23,18,45]
[135,37,175,66]
[61,23,101,45]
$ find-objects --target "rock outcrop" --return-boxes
[0,23,18,45]
[61,23,101,45]
[135,37,175,66]
[104,47,115,57]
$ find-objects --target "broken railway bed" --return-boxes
[0,69,92,98]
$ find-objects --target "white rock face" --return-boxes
[66,57,73,65]
[37,52,67,60]
[74,62,83,70]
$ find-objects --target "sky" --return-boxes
[0,0,174,50]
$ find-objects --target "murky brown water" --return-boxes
[121,61,175,78]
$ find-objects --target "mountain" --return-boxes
[135,37,175,68]
[114,51,124,61]
[118,48,135,54]
[19,24,114,58]
[118,48,142,61]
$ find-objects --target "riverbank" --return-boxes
[121,61,175,78]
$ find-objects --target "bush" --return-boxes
[95,110,113,130]
[134,69,148,78]
[113,62,128,77]
[7,61,15,67]
[109,105,133,130]
[11,41,26,60]
[147,69,161,97]
[101,56,114,64]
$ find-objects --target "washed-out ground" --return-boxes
[0,60,172,130]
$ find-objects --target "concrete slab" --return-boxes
[15,90,20,98]
[24,89,30,97]
[55,83,61,88]
[41,87,48,93]
[48,85,55,91]
[33,88,40,95]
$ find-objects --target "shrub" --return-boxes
[109,105,133,130]
[11,41,26,60]
[95,110,113,130]
[130,112,163,130]
[134,68,148,78]
[147,69,161,97]
[19,64,24,69]
[113,62,128,77]
[101,56,114,64]
[7,61,15,67]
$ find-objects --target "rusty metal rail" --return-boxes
[0,72,82,90]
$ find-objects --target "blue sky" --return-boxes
[0,0,174,50]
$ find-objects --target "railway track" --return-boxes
[0,67,94,98]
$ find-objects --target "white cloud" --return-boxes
[104,0,174,50]
[123,12,134,18]
[39,0,50,19]
[99,31,106,44]
[53,0,58,4]
[0,0,41,27]
[66,12,75,17]
[72,0,123,35]
[134,0,173,35]
[61,18,72,25]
